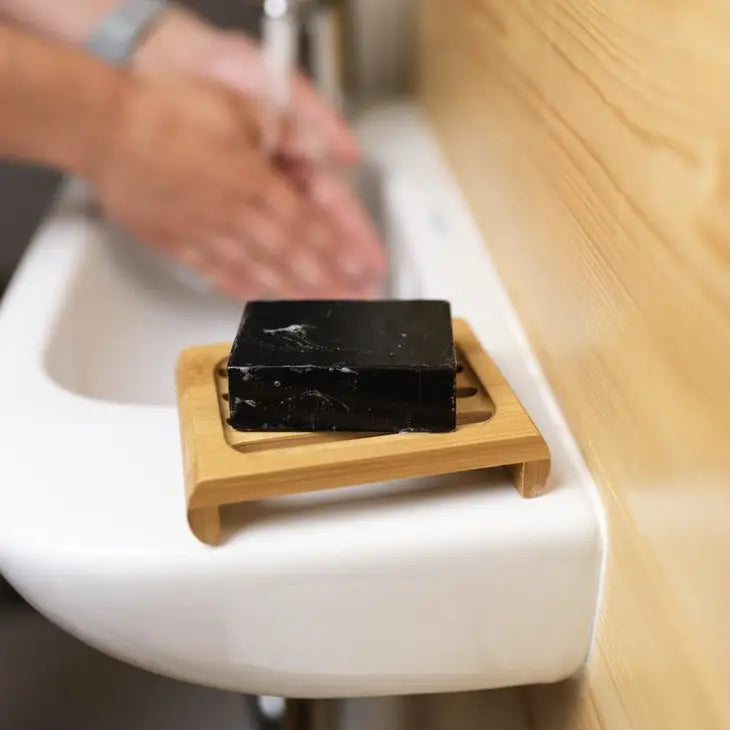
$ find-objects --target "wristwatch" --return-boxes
[85,0,169,66]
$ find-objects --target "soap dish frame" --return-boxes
[176,319,550,545]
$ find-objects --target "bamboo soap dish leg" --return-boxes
[176,319,551,545]
[507,460,552,499]
[188,506,221,546]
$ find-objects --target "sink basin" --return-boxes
[0,103,604,698]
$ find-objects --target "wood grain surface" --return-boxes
[417,1,730,727]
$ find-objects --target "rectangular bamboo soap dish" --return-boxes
[176,319,550,545]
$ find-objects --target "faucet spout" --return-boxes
[262,0,347,115]
[261,0,300,113]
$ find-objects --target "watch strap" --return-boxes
[85,0,169,66]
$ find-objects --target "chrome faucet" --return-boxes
[261,0,348,114]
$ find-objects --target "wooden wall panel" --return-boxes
[417,1,730,727]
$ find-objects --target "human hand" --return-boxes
[85,74,376,299]
[133,8,387,296]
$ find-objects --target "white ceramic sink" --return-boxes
[0,104,604,698]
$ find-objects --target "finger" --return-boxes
[224,162,372,295]
[243,170,366,292]
[304,169,388,284]
[214,230,305,298]
[174,243,256,300]
[229,202,291,259]
[247,164,313,228]
[195,162,337,296]
[290,74,360,164]
[201,230,279,297]
[228,209,344,296]
[251,166,386,294]
[211,211,332,299]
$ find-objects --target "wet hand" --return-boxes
[132,8,387,297]
[86,74,378,299]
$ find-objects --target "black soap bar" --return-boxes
[227,300,456,433]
